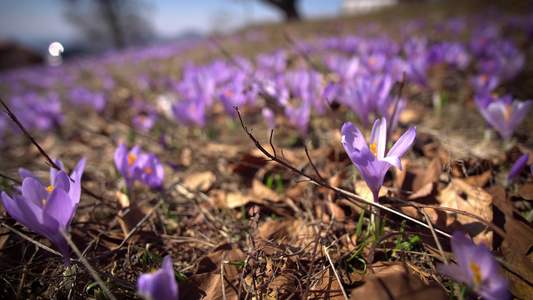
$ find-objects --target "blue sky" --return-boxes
[0,0,342,52]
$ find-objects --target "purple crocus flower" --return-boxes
[114,143,165,191]
[172,98,206,128]
[477,96,533,141]
[115,143,142,192]
[506,153,529,185]
[341,118,416,202]
[137,256,179,300]
[470,74,500,95]
[132,101,158,132]
[133,153,165,190]
[1,157,86,267]
[438,232,510,300]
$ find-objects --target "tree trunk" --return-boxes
[261,0,300,22]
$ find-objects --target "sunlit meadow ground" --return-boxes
[1,0,533,299]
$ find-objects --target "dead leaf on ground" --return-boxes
[489,187,533,299]
[349,262,447,300]
[116,191,149,237]
[258,219,317,249]
[179,243,245,300]
[437,178,493,245]
[182,171,216,192]
[355,181,387,202]
[309,268,345,300]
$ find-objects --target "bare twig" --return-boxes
[235,107,453,239]
[0,98,61,171]
[1,222,62,258]
[60,228,117,300]
[323,245,349,300]
[302,226,322,300]
[420,208,447,264]
[304,144,326,184]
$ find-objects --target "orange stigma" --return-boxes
[145,167,153,174]
[224,89,234,98]
[504,105,511,121]
[42,199,46,205]
[370,141,378,157]
[128,153,137,166]
[46,185,54,193]
[470,261,482,284]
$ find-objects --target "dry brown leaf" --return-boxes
[437,178,493,244]
[252,178,284,202]
[464,170,492,187]
[512,182,533,201]
[355,181,387,201]
[116,191,148,237]
[489,187,533,299]
[182,171,216,192]
[258,219,316,249]
[179,243,245,300]
[309,268,345,300]
[225,191,255,208]
[349,262,447,300]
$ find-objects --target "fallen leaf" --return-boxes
[437,178,493,244]
[489,187,533,299]
[355,181,387,202]
[116,191,148,237]
[349,262,447,300]
[182,171,216,192]
[179,243,245,300]
[309,268,345,300]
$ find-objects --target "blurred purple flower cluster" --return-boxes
[0,10,530,145]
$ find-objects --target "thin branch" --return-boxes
[61,228,117,300]
[0,98,61,171]
[304,144,326,184]
[324,245,349,300]
[235,107,452,239]
[1,222,62,258]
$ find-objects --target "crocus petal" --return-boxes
[71,157,86,180]
[2,192,43,235]
[137,256,179,300]
[437,264,471,283]
[41,189,73,266]
[6,193,48,238]
[381,155,402,170]
[480,101,511,140]
[21,177,49,208]
[114,143,129,176]
[370,118,387,159]
[43,188,76,230]
[349,147,385,201]
[53,171,71,194]
[50,158,65,186]
[507,153,529,182]
[341,122,368,155]
[508,100,533,130]
[19,168,44,185]
[387,126,417,170]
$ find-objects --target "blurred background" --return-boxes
[0,0,421,70]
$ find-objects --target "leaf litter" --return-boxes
[1,1,533,299]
